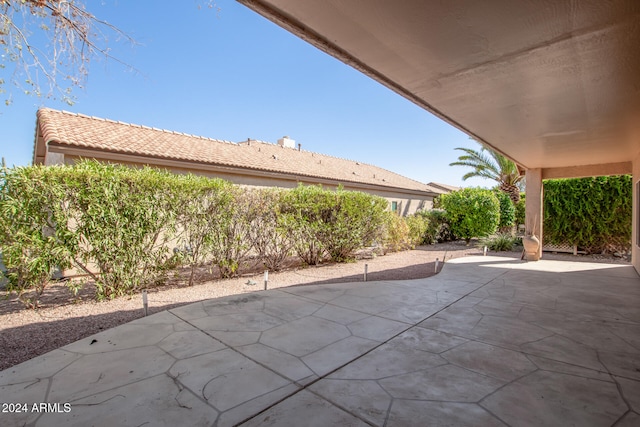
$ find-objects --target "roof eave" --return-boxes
[47,143,439,197]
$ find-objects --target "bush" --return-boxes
[515,193,526,227]
[544,175,631,253]
[63,162,179,299]
[280,185,388,263]
[246,189,295,271]
[418,209,455,244]
[209,186,254,277]
[0,166,73,307]
[440,188,500,244]
[0,164,408,305]
[494,190,516,232]
[479,233,521,252]
[173,174,234,285]
[404,214,429,247]
[382,212,411,252]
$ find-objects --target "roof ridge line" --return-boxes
[40,107,235,145]
[243,137,429,186]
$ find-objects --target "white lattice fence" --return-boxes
[542,243,585,255]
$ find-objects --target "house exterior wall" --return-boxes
[59,153,434,216]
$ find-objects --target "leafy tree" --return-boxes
[440,188,500,244]
[1,0,134,104]
[450,145,524,204]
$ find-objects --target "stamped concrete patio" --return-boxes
[1,255,639,426]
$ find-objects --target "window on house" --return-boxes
[391,201,398,212]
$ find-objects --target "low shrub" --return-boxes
[63,162,179,299]
[0,164,409,305]
[479,233,521,252]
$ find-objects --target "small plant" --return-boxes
[479,233,521,252]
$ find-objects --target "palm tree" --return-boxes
[450,146,524,204]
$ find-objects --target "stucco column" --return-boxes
[525,168,543,259]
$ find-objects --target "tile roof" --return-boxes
[427,182,460,193]
[36,108,439,194]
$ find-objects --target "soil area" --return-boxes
[0,241,630,371]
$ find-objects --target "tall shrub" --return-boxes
[173,174,233,285]
[440,187,500,244]
[543,175,631,253]
[246,189,295,271]
[209,186,254,277]
[280,185,388,263]
[318,188,388,261]
[280,185,327,265]
[494,190,516,232]
[64,161,178,299]
[0,166,73,306]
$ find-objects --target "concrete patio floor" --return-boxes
[1,255,639,426]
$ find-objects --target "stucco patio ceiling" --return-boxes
[238,0,640,173]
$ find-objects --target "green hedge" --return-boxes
[439,187,500,243]
[494,190,516,231]
[543,175,631,253]
[0,162,395,303]
[280,184,388,263]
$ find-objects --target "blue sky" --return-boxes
[0,0,488,188]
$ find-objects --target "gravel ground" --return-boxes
[0,242,629,371]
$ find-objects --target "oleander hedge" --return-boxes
[0,161,400,305]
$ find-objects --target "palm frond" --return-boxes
[450,144,524,199]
